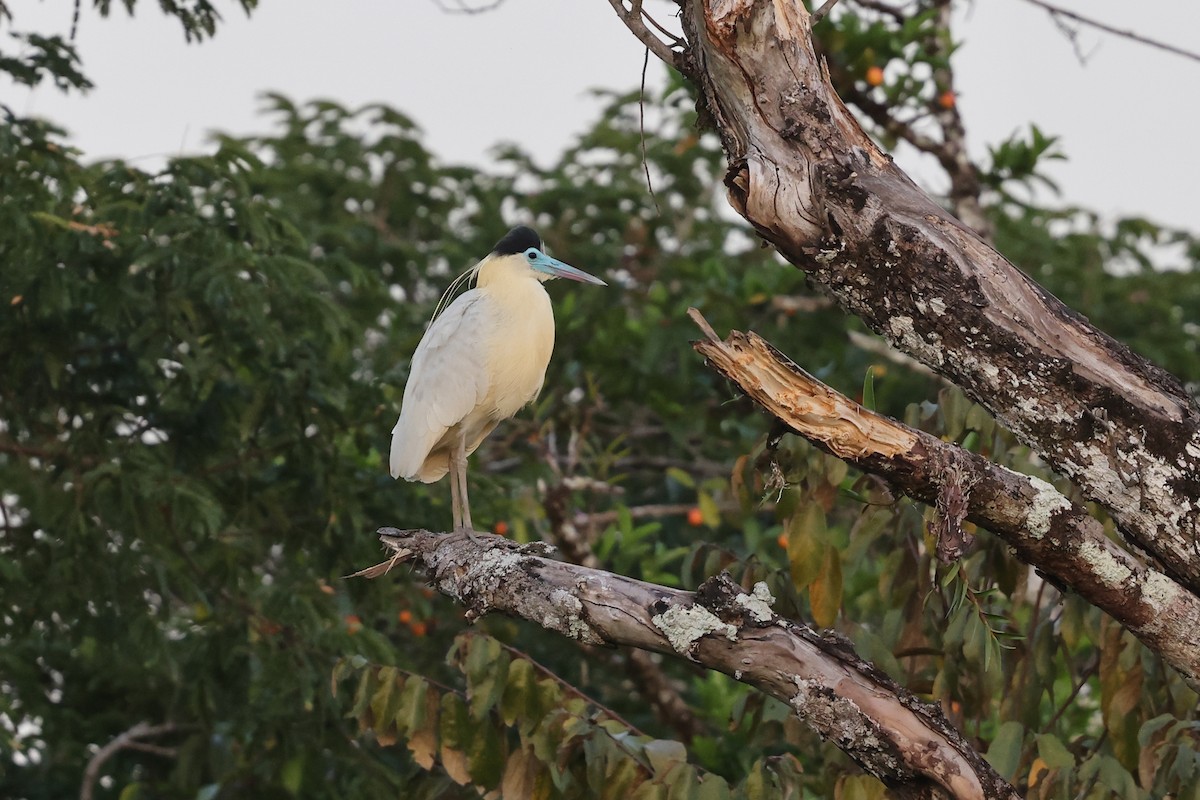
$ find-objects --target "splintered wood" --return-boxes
[688,308,916,460]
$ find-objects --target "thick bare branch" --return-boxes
[371,528,1019,799]
[688,309,1200,691]
[670,0,1200,592]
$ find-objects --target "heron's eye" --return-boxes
[527,251,537,261]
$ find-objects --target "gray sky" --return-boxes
[7,0,1198,232]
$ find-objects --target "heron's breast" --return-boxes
[481,285,555,420]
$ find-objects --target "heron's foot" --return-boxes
[446,525,485,545]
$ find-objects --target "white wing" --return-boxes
[390,290,490,481]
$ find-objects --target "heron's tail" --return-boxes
[389,419,450,483]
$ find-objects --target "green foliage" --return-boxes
[983,125,1065,196]
[340,633,805,799]
[91,0,260,42]
[2,3,1200,798]
[0,1,258,94]
[0,33,92,94]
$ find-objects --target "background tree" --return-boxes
[2,1,1199,798]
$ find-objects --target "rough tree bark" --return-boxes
[689,308,1200,692]
[372,528,1021,800]
[631,0,1200,595]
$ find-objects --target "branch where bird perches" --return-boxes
[359,527,1016,797]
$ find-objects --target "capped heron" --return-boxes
[389,226,606,535]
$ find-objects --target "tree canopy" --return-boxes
[2,2,1199,799]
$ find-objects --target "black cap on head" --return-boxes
[492,225,542,256]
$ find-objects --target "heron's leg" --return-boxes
[455,432,475,533]
[448,445,463,531]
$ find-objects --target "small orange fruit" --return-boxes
[777,532,788,549]
[937,90,956,109]
[686,507,704,527]
[865,66,884,87]
[398,609,413,624]
[493,520,509,536]
[410,621,428,637]
[344,614,363,635]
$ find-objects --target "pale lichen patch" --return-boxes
[735,581,776,622]
[1023,475,1071,538]
[887,315,945,366]
[1078,538,1132,586]
[435,547,523,601]
[1141,571,1179,612]
[791,679,887,756]
[652,604,738,656]
[545,588,599,643]
[1186,437,1200,460]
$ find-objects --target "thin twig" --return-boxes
[640,6,686,47]
[80,722,191,800]
[811,0,843,24]
[606,0,679,70]
[639,47,661,215]
[850,0,906,24]
[1044,655,1099,732]
[486,635,652,738]
[1017,0,1200,64]
[1048,11,1097,65]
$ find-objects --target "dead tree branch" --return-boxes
[368,528,1020,799]
[688,309,1200,691]
[635,0,1200,594]
[605,0,684,73]
[1016,0,1200,65]
[80,721,190,800]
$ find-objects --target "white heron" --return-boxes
[389,226,606,536]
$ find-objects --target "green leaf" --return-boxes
[861,366,876,410]
[786,503,826,590]
[697,491,720,528]
[465,636,511,719]
[644,739,688,774]
[280,755,304,795]
[808,546,842,628]
[396,676,429,735]
[938,388,968,441]
[441,692,471,751]
[742,761,767,800]
[1036,733,1075,770]
[694,774,731,800]
[468,719,506,786]
[666,467,695,489]
[985,721,1025,780]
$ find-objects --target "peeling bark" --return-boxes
[689,311,1200,691]
[665,0,1200,592]
[369,528,1020,800]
